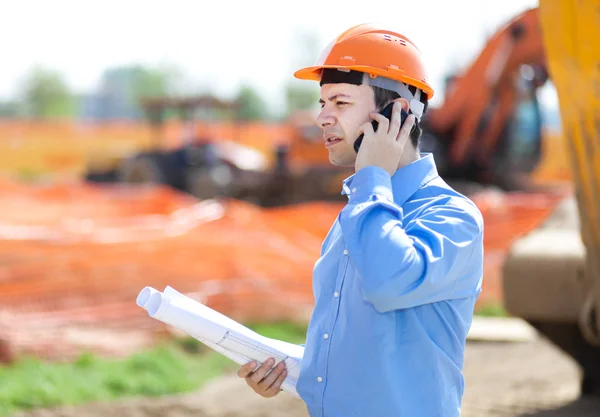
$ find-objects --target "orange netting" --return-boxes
[0,178,570,362]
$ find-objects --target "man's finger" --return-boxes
[397,114,416,144]
[258,361,286,390]
[388,102,403,138]
[264,369,288,397]
[357,121,374,138]
[248,358,275,384]
[369,112,390,134]
[237,361,256,378]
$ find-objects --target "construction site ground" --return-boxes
[13,334,600,417]
[2,179,594,416]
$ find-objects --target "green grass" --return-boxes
[475,303,509,317]
[1,312,513,416]
[0,321,307,417]
[246,321,308,344]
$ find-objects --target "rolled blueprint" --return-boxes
[137,286,304,397]
[136,286,160,309]
[139,286,255,368]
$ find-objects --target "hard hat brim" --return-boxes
[294,65,434,99]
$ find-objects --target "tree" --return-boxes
[235,83,270,121]
[284,83,319,115]
[130,63,185,102]
[87,63,185,120]
[0,101,21,118]
[20,66,75,119]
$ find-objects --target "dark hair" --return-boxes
[371,86,429,148]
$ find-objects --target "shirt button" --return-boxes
[317,377,323,382]
[334,291,339,298]
[323,333,329,339]
[343,249,348,255]
[351,187,357,193]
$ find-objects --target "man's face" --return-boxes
[317,82,377,167]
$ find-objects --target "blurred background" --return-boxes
[0,0,599,416]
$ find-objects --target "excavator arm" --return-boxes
[422,8,547,186]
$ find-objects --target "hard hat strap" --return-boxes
[362,73,425,119]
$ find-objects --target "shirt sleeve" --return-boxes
[338,166,484,312]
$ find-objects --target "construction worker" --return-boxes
[237,24,484,417]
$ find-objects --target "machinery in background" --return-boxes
[502,0,600,397]
[85,96,352,206]
[419,7,550,191]
[84,10,559,206]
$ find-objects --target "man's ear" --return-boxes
[394,98,410,112]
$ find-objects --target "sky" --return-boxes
[2,0,554,114]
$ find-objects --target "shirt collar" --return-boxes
[341,153,439,206]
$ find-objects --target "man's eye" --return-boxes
[336,101,349,106]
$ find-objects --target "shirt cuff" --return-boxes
[346,166,393,203]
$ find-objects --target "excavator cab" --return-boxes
[420,61,548,191]
[488,63,547,189]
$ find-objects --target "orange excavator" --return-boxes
[419,7,551,191]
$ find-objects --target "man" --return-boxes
[237,23,484,417]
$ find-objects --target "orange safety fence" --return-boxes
[0,178,570,362]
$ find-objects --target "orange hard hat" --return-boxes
[294,23,434,113]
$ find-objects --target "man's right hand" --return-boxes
[237,358,288,398]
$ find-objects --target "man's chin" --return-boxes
[328,155,355,168]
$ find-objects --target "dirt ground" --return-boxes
[13,336,600,417]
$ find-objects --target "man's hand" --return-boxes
[237,358,288,398]
[355,101,416,176]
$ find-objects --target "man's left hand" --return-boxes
[355,102,416,176]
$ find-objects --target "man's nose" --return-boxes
[316,108,335,128]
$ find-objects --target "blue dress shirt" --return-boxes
[296,153,484,417]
